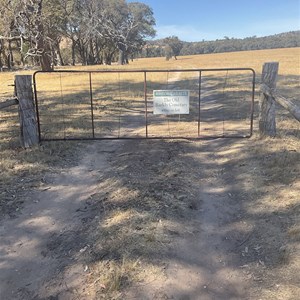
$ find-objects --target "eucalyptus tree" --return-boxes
[0,0,156,68]
[57,0,86,65]
[43,0,67,66]
[114,1,156,64]
[0,0,68,70]
[85,0,129,64]
[164,36,183,60]
[86,0,155,65]
[14,0,53,70]
[63,0,121,65]
[124,2,156,63]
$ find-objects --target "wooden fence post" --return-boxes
[259,62,279,137]
[15,75,39,148]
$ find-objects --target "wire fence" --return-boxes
[0,76,20,150]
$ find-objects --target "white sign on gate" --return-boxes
[153,90,190,115]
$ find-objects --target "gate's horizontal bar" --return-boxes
[34,68,255,76]
[40,135,251,142]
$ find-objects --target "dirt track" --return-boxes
[0,138,299,300]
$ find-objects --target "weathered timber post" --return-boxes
[260,84,300,122]
[259,62,279,137]
[15,75,39,148]
[0,98,18,109]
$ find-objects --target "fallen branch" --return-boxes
[261,83,300,122]
[0,98,18,110]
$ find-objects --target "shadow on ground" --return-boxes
[1,136,299,299]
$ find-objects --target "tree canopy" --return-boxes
[163,36,183,60]
[0,0,156,70]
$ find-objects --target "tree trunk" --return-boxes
[19,36,25,66]
[259,62,279,137]
[40,51,52,71]
[8,40,14,68]
[118,48,125,65]
[71,39,76,66]
[95,40,101,64]
[118,43,127,65]
[37,35,52,70]
[56,50,63,66]
[87,39,94,65]
[78,41,87,65]
[7,53,11,70]
[0,40,3,70]
[36,1,52,71]
[104,52,111,65]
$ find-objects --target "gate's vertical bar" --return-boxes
[144,71,148,138]
[59,73,66,140]
[33,72,42,142]
[89,72,95,138]
[250,70,256,137]
[198,71,202,137]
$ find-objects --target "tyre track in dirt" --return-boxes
[0,142,123,299]
[0,140,262,299]
[123,138,254,300]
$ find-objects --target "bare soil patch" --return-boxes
[0,134,299,299]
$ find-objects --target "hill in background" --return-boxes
[142,31,300,58]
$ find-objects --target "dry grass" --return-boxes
[128,47,300,75]
[87,257,163,300]
[0,47,299,298]
[0,141,79,216]
[2,48,298,141]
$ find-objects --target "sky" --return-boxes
[128,0,300,42]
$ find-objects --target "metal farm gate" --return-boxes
[33,68,255,141]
